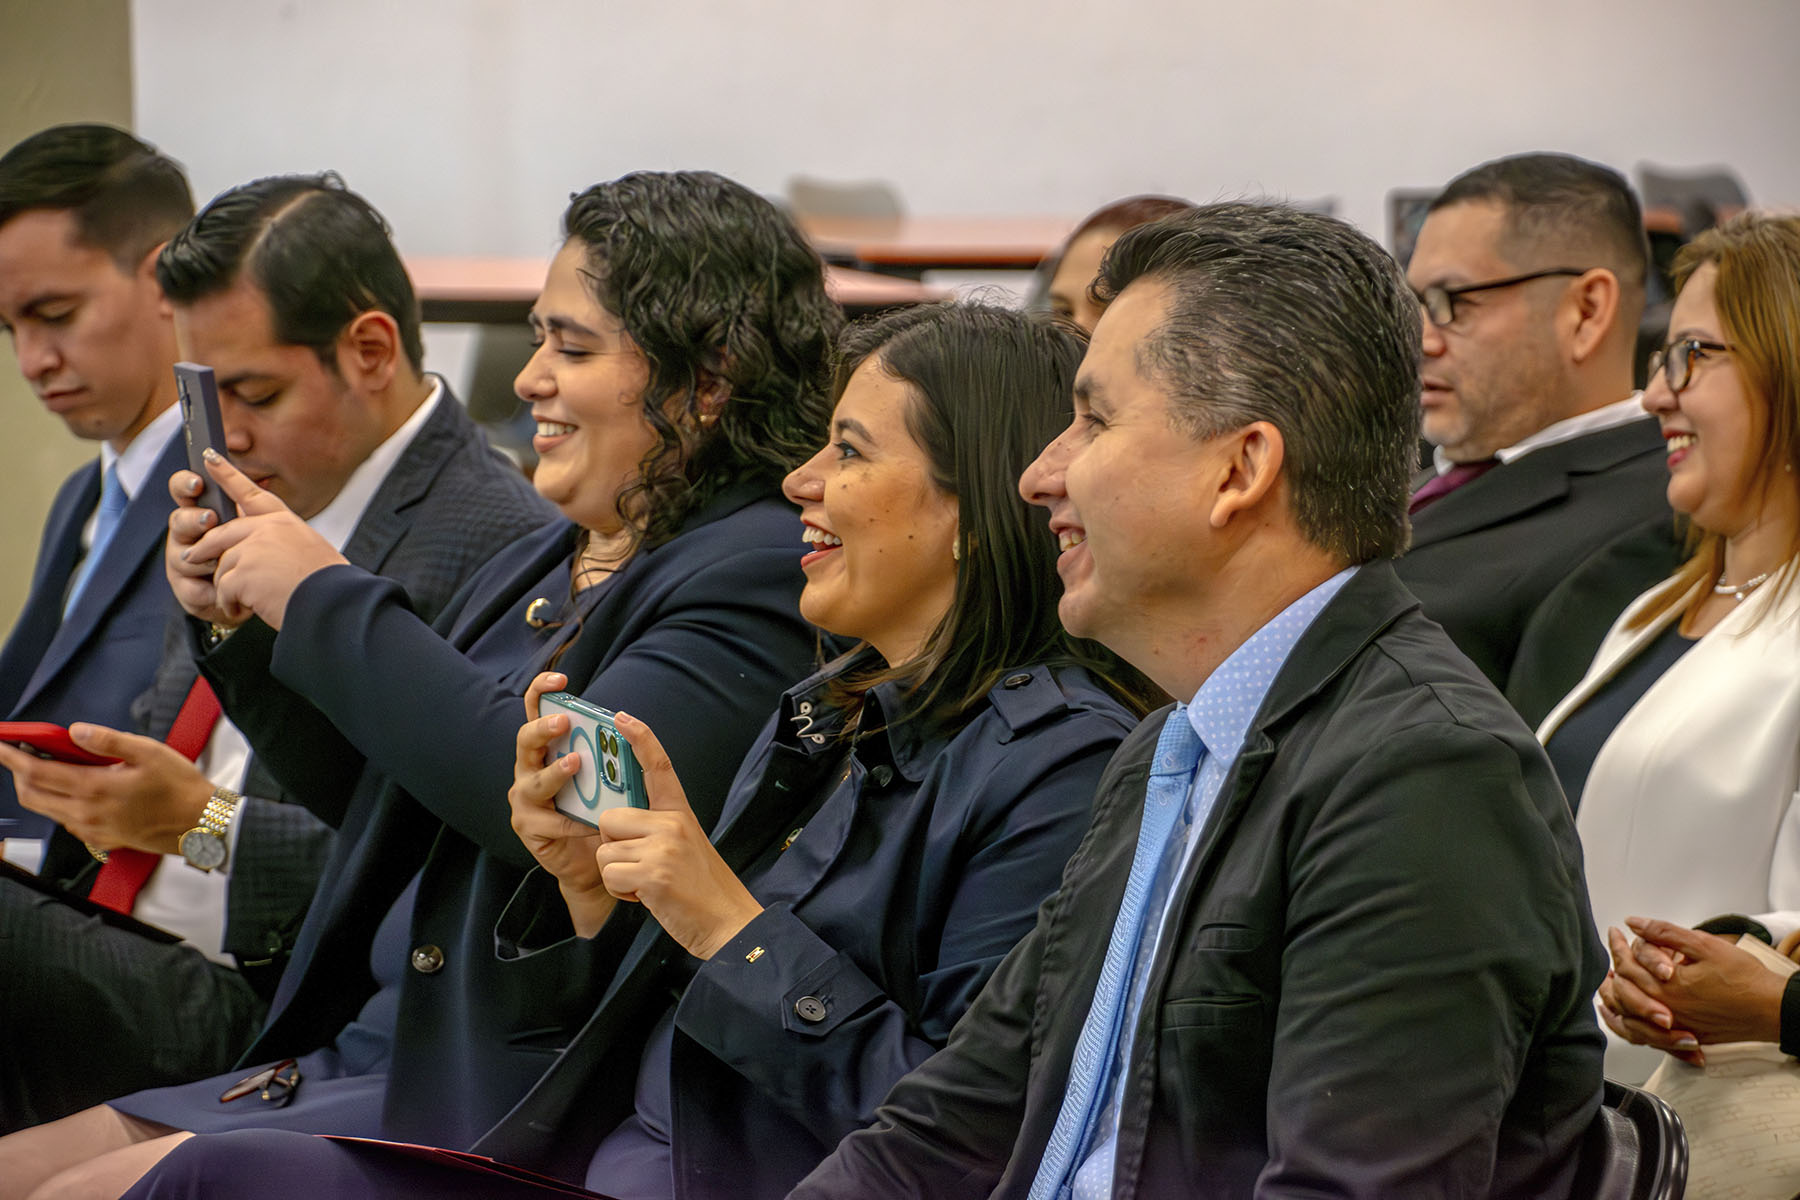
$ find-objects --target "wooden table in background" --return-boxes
[407,258,946,324]
[795,215,1076,273]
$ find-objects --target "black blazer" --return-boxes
[0,432,185,840]
[37,389,554,985]
[795,563,1607,1200]
[197,486,817,1149]
[1395,418,1677,691]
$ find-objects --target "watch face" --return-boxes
[180,829,227,872]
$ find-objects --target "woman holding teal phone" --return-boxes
[125,303,1156,1199]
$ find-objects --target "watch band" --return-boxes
[199,787,241,839]
[179,786,242,872]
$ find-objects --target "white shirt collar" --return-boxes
[100,402,183,499]
[304,377,443,551]
[1433,392,1650,474]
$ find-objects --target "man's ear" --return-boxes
[1209,421,1285,530]
[135,241,176,317]
[133,240,165,284]
[337,310,403,390]
[1563,268,1621,365]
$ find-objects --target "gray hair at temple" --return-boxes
[1094,202,1421,563]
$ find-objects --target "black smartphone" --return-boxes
[174,362,233,526]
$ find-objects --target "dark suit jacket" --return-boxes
[195,487,818,1149]
[794,563,1607,1200]
[1503,514,1686,729]
[37,390,554,988]
[469,655,1135,1196]
[1394,418,1677,693]
[0,432,185,841]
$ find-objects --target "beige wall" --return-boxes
[0,0,134,638]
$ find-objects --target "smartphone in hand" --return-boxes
[539,693,649,827]
[174,362,233,527]
[0,722,121,766]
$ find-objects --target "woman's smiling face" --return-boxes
[1642,261,1764,537]
[781,355,960,665]
[516,239,658,534]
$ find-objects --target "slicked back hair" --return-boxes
[1432,152,1650,325]
[156,173,424,374]
[561,171,841,551]
[0,123,193,269]
[1095,203,1421,563]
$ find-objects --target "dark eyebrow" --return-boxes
[217,371,279,393]
[832,416,875,442]
[1404,270,1472,292]
[1669,327,1720,343]
[21,290,79,315]
[527,310,603,340]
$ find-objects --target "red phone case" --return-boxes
[0,722,122,766]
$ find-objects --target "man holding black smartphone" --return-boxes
[0,124,194,861]
[0,173,553,1132]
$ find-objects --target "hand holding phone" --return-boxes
[540,693,649,827]
[0,722,122,767]
[175,362,233,528]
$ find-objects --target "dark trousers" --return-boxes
[0,876,264,1131]
[124,1130,617,1199]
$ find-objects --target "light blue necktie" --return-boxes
[1029,707,1205,1200]
[64,463,127,617]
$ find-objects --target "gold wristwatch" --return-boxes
[179,787,240,872]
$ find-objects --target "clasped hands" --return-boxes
[1598,916,1788,1065]
[165,448,347,631]
[508,672,763,956]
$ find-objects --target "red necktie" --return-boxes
[1409,459,1500,514]
[87,677,224,914]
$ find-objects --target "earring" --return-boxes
[952,535,961,562]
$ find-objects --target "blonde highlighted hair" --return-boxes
[1628,211,1800,630]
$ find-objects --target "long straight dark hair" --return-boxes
[830,302,1160,726]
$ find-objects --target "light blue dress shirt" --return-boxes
[1066,565,1355,1199]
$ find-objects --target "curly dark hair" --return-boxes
[561,171,841,550]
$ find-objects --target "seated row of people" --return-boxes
[0,120,1793,1196]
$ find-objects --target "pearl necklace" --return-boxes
[1713,570,1773,602]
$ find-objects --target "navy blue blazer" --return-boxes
[0,432,184,840]
[470,653,1135,1197]
[189,486,818,1149]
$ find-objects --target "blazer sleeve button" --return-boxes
[410,944,445,974]
[1003,672,1033,688]
[794,995,828,1023]
[867,765,894,788]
